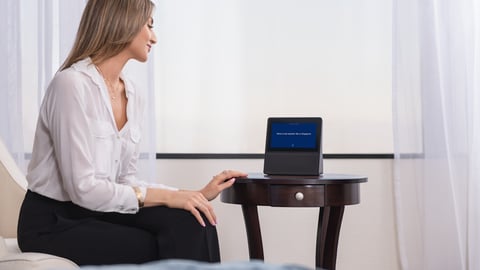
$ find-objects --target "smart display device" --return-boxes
[263,117,323,175]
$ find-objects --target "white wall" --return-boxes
[156,158,399,270]
[154,0,392,154]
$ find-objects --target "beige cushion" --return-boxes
[4,238,21,254]
[0,236,6,258]
[0,236,78,269]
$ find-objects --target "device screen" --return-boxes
[269,122,317,150]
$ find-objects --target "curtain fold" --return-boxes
[393,0,480,269]
[0,0,25,171]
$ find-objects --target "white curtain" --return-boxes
[0,0,157,182]
[393,0,480,269]
[0,0,24,170]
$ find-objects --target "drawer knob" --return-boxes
[295,192,304,201]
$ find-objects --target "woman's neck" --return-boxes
[95,55,128,83]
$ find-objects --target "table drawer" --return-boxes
[269,185,325,207]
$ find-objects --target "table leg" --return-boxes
[241,205,264,260]
[316,206,345,270]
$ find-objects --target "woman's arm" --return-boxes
[143,170,247,226]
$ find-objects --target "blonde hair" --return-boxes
[61,0,154,70]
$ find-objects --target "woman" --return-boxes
[17,0,246,266]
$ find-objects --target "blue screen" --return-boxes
[269,122,317,149]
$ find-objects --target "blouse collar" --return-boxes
[70,57,135,98]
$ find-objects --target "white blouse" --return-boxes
[27,58,175,214]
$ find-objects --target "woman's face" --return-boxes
[128,17,157,62]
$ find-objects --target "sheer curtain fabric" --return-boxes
[0,1,24,171]
[393,0,480,269]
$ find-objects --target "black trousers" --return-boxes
[17,190,220,266]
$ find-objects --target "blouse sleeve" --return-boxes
[44,71,139,213]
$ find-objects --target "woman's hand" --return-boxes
[164,190,215,227]
[200,170,247,201]
[144,170,247,226]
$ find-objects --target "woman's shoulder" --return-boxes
[49,61,97,92]
[43,68,94,106]
[51,68,86,85]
